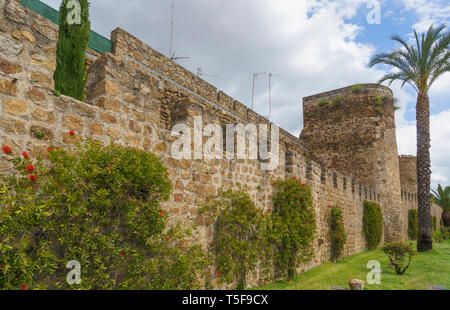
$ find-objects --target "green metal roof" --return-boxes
[20,0,113,54]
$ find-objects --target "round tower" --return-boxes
[300,84,404,242]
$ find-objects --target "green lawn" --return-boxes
[253,240,450,290]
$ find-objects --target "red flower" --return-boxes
[2,145,12,154]
[69,130,75,136]
[160,211,164,216]
[26,164,35,172]
[47,147,52,152]
[22,152,29,159]
[0,264,2,269]
[272,183,275,186]
[55,146,60,150]
[306,221,309,225]
[167,172,170,177]
[216,271,221,275]
[265,277,269,281]
[166,237,170,241]
[287,280,290,283]
[21,285,27,290]
[29,175,37,181]
[121,251,126,257]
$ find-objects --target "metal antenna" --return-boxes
[197,66,220,78]
[252,72,266,110]
[168,0,190,61]
[170,0,175,58]
[268,73,280,121]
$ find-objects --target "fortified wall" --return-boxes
[0,0,442,287]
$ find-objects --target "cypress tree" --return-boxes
[53,0,90,101]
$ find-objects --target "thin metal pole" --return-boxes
[252,74,256,110]
[170,0,175,58]
[269,73,272,121]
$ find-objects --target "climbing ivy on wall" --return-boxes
[53,0,90,101]
[328,206,347,263]
[363,201,384,250]
[201,188,271,290]
[270,177,317,279]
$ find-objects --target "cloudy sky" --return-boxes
[41,0,449,188]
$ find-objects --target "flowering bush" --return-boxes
[201,188,270,290]
[328,206,346,263]
[363,201,384,250]
[270,177,316,279]
[0,139,208,290]
[382,242,417,275]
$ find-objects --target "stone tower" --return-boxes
[300,84,405,242]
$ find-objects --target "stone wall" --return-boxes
[0,0,441,288]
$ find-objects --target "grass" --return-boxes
[253,240,450,290]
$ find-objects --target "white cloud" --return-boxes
[398,0,450,32]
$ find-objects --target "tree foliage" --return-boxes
[328,206,346,263]
[0,139,208,290]
[270,178,317,279]
[53,0,91,101]
[363,201,383,250]
[201,188,270,289]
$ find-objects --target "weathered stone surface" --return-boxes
[3,98,29,116]
[63,114,84,131]
[0,79,17,95]
[32,109,55,124]
[0,58,22,74]
[349,279,365,290]
[30,71,53,90]
[0,117,26,134]
[27,87,46,102]
[100,113,117,124]
[12,29,35,42]
[89,122,103,135]
[95,97,122,113]
[0,34,23,56]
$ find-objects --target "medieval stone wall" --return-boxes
[0,0,442,288]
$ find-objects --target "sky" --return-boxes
[41,0,450,188]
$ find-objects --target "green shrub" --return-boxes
[441,227,450,240]
[54,0,90,101]
[330,96,343,108]
[408,209,419,240]
[382,242,417,275]
[201,188,270,289]
[363,201,383,250]
[432,230,444,243]
[0,139,208,290]
[270,177,317,279]
[328,206,347,263]
[350,84,364,93]
[317,99,328,107]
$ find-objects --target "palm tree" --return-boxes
[369,25,450,252]
[431,184,450,227]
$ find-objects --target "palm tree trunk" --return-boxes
[416,92,433,252]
